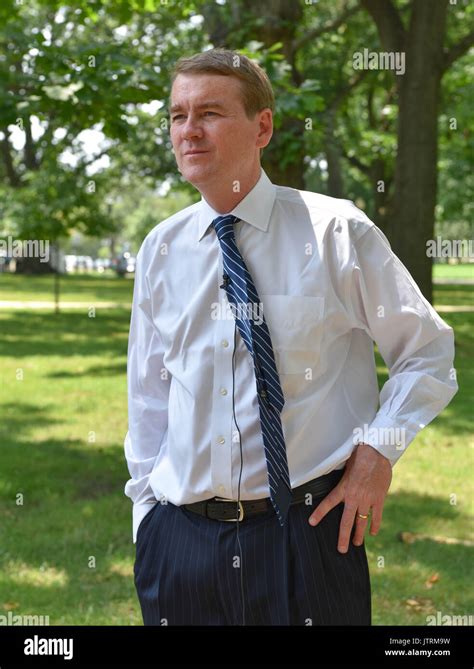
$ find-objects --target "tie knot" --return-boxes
[211,214,240,243]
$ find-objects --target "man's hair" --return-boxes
[170,47,275,120]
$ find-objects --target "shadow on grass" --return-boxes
[0,415,124,503]
[0,402,135,622]
[0,296,471,622]
[1,437,472,622]
[433,284,474,306]
[0,309,131,358]
[0,402,63,447]
[48,363,126,378]
[367,489,474,619]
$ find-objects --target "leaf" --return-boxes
[424,573,440,589]
[3,601,20,611]
[405,598,435,613]
[398,531,417,544]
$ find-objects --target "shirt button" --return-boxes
[218,485,225,494]
[221,339,229,347]
[220,388,228,396]
[217,436,225,444]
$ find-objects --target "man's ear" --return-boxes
[257,108,273,150]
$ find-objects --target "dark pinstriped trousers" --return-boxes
[134,471,371,626]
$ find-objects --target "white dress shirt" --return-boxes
[124,168,458,543]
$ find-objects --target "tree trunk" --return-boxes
[370,157,391,230]
[262,117,306,189]
[15,256,54,274]
[323,109,344,198]
[387,1,447,304]
[362,0,450,304]
[201,0,306,188]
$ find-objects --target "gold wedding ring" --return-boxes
[358,513,369,519]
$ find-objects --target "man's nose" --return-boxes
[181,114,204,140]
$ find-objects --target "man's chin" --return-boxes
[180,165,216,187]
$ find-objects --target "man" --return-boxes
[124,48,458,626]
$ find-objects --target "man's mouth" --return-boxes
[184,150,209,156]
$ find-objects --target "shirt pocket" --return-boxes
[259,294,325,374]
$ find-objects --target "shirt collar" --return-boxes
[197,168,276,242]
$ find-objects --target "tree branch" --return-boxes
[367,87,376,129]
[360,0,406,53]
[292,2,360,54]
[443,28,474,72]
[1,128,21,188]
[330,69,370,110]
[24,116,39,171]
[341,148,371,176]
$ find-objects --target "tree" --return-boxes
[1,0,472,304]
[0,0,203,246]
[361,0,474,302]
[196,0,473,302]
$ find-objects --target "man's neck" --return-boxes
[200,166,262,214]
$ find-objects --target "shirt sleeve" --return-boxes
[346,223,458,467]
[124,244,171,543]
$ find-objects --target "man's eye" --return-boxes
[172,115,184,122]
[203,111,217,116]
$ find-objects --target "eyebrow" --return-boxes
[169,100,227,114]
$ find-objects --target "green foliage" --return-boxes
[0,0,205,243]
[0,0,472,249]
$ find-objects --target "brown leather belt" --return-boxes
[182,467,345,522]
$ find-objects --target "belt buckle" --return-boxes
[213,497,244,521]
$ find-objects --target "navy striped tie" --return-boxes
[211,214,293,526]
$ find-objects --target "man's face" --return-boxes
[169,73,272,190]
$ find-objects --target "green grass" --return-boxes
[0,308,135,624]
[371,310,473,624]
[434,285,473,307]
[0,264,471,305]
[0,272,134,303]
[433,263,474,280]
[2,277,460,310]
[0,275,472,625]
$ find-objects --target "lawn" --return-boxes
[433,263,474,280]
[0,262,471,304]
[0,273,472,625]
[0,272,133,304]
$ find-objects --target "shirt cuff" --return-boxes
[355,414,411,467]
[132,501,157,544]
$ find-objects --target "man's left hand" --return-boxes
[308,443,392,553]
